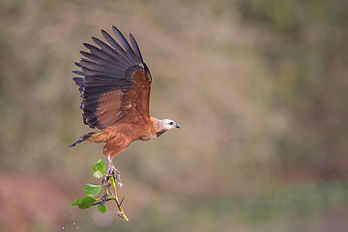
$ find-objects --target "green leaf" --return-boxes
[83,184,102,197]
[72,196,96,209]
[98,204,107,214]
[92,159,106,178]
[78,196,96,209]
[72,197,83,207]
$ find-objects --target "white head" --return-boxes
[152,117,180,137]
[159,119,181,130]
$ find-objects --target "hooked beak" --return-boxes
[175,123,181,129]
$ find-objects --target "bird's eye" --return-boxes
[169,122,174,125]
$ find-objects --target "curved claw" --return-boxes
[105,158,123,187]
[116,174,123,187]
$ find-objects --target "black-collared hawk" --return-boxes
[70,26,180,180]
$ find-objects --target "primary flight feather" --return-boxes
[70,26,180,178]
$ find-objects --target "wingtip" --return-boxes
[129,33,143,62]
[100,30,108,40]
[91,36,100,44]
[101,29,108,36]
[72,70,85,76]
[112,26,123,39]
[74,62,82,67]
[112,25,119,33]
[80,50,90,57]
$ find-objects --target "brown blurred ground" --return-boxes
[0,0,347,231]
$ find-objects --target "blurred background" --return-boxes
[0,0,347,231]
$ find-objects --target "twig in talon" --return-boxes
[112,194,125,208]
[119,196,125,206]
[107,175,129,221]
[100,192,109,206]
[108,183,121,208]
[92,197,114,206]
[109,192,120,208]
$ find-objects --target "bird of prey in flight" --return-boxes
[70,26,180,183]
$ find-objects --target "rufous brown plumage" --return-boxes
[70,26,180,161]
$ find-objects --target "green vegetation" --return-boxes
[72,160,128,220]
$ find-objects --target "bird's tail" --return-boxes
[69,132,96,147]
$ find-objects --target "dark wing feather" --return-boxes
[129,33,143,62]
[112,26,136,59]
[72,26,151,130]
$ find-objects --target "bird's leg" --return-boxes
[104,156,123,187]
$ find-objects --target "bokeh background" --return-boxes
[0,0,347,231]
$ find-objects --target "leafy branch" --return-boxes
[72,160,129,221]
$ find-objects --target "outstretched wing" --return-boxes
[73,26,152,130]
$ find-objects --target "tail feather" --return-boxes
[69,132,96,147]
